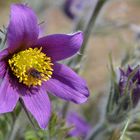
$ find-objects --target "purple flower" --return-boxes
[0,4,89,129]
[119,66,140,107]
[67,112,91,138]
[63,0,83,19]
[63,0,93,20]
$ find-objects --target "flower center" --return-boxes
[8,48,53,87]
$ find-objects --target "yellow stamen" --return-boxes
[8,47,53,87]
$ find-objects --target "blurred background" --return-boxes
[1,0,140,92]
[1,0,140,139]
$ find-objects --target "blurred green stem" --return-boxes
[62,102,70,119]
[119,118,130,140]
[76,0,108,65]
[68,0,108,71]
[85,120,108,140]
[7,110,25,140]
[19,98,36,129]
[7,99,40,140]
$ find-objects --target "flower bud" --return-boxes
[106,66,140,124]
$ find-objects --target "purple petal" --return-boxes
[45,63,89,104]
[7,4,39,53]
[126,65,133,76]
[0,70,19,113]
[21,86,51,129]
[34,31,83,61]
[132,85,140,107]
[67,112,91,137]
[0,61,7,78]
[63,0,76,19]
[0,49,9,78]
[0,49,9,60]
[119,68,125,76]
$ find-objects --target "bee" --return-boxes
[28,68,42,79]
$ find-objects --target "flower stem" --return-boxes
[85,120,108,140]
[68,0,108,71]
[7,99,41,140]
[6,120,16,140]
[19,98,36,129]
[62,102,70,118]
[7,109,26,140]
[119,118,130,140]
[77,0,108,64]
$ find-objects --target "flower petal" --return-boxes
[21,86,51,129]
[0,49,9,60]
[34,31,83,61]
[0,61,7,78]
[67,112,91,137]
[63,0,76,19]
[0,70,19,113]
[45,63,89,103]
[0,49,9,78]
[7,4,39,53]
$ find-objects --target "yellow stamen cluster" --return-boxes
[8,47,53,87]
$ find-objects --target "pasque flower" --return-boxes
[106,66,140,124]
[63,0,93,20]
[63,0,77,19]
[0,4,89,129]
[63,0,84,19]
[119,66,140,108]
[67,112,91,138]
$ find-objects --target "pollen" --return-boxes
[8,47,53,87]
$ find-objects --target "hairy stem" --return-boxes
[85,120,108,140]
[62,102,70,118]
[119,118,130,140]
[7,110,26,140]
[19,98,36,129]
[77,0,108,64]
[68,0,108,70]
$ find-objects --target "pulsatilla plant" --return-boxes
[0,4,89,129]
[106,65,140,124]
